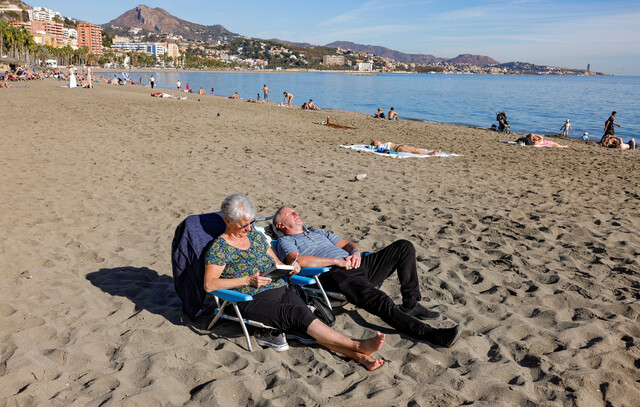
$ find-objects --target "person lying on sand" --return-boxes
[526,134,568,148]
[370,140,442,155]
[151,92,185,100]
[601,135,636,150]
[204,195,385,371]
[273,207,463,348]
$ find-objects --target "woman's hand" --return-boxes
[247,272,273,288]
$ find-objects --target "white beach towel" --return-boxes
[500,141,564,148]
[340,144,463,158]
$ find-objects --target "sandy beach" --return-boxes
[1,79,639,406]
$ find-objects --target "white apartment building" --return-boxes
[63,28,77,39]
[111,42,166,57]
[357,62,374,71]
[28,6,61,21]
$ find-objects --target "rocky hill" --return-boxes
[447,53,499,67]
[101,4,240,43]
[326,41,443,64]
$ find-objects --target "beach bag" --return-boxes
[292,285,335,327]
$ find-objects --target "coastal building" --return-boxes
[77,22,103,55]
[30,20,63,44]
[110,42,166,57]
[322,55,345,66]
[356,62,373,72]
[8,20,29,29]
[166,43,180,59]
[28,6,60,21]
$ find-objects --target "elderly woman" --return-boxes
[204,194,385,370]
[370,140,442,155]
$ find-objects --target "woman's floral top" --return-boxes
[205,229,286,295]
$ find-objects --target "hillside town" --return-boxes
[0,2,608,76]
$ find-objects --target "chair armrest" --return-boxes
[210,289,253,302]
[298,267,331,276]
[287,275,314,285]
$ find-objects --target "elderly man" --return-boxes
[273,207,463,348]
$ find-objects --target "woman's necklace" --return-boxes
[222,232,250,250]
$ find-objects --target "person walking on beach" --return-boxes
[560,119,572,138]
[600,111,621,143]
[283,92,293,106]
[263,84,269,102]
[176,80,181,91]
[149,74,155,89]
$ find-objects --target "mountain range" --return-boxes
[99,5,501,66]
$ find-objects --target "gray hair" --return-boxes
[272,206,289,227]
[221,194,256,223]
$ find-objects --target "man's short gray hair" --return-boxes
[221,194,256,223]
[272,206,288,227]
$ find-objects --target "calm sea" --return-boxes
[122,71,640,141]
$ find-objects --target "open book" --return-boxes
[261,263,294,279]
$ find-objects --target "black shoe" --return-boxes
[401,303,442,320]
[285,331,317,346]
[432,325,463,348]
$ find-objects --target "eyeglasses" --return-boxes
[238,219,256,229]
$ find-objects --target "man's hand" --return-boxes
[334,257,352,269]
[289,263,301,275]
[346,251,361,269]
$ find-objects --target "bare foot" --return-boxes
[432,149,442,155]
[355,331,385,355]
[358,353,384,371]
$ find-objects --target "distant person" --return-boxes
[257,93,260,101]
[601,136,636,150]
[149,74,155,89]
[139,77,142,85]
[560,119,572,138]
[581,132,589,141]
[388,107,398,121]
[370,140,442,155]
[307,99,320,111]
[301,102,309,110]
[186,84,190,92]
[211,87,214,95]
[600,111,621,144]
[230,92,239,99]
[199,87,205,95]
[283,92,294,106]
[263,84,269,102]
[373,107,385,119]
[526,134,569,148]
[176,80,181,91]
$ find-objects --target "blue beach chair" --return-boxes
[171,212,313,351]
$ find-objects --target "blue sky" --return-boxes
[40,0,640,75]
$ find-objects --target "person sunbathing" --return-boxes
[307,99,320,111]
[370,140,442,155]
[230,92,239,99]
[526,134,568,148]
[151,92,184,100]
[601,135,636,150]
[205,194,385,370]
[373,107,385,119]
